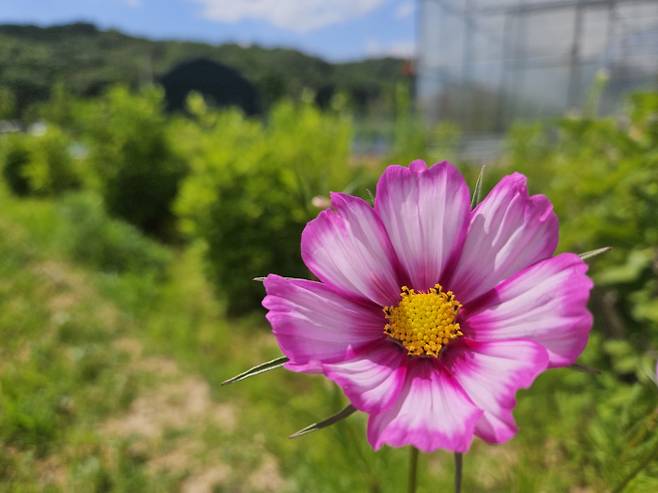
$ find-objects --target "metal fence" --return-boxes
[416,0,658,134]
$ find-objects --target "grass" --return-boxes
[1,186,656,492]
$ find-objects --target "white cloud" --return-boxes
[366,38,415,58]
[395,1,414,19]
[194,0,385,33]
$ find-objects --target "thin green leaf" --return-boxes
[570,363,602,375]
[579,246,612,260]
[289,404,357,439]
[221,356,288,386]
[471,165,486,209]
[366,188,375,205]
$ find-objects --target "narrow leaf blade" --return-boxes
[365,188,375,205]
[579,246,612,261]
[221,356,289,385]
[570,363,602,375]
[289,405,357,439]
[471,165,486,209]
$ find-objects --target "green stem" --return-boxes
[454,452,463,493]
[408,447,419,493]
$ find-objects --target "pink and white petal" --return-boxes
[367,360,482,453]
[448,173,559,304]
[301,192,401,307]
[323,343,407,413]
[447,340,549,444]
[263,275,386,373]
[374,161,470,292]
[464,253,593,367]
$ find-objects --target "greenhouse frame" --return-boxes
[416,0,658,134]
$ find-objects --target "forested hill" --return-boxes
[0,22,409,118]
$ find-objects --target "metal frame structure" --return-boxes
[416,0,658,134]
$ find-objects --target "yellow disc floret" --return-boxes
[384,284,463,358]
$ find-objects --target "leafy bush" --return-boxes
[175,97,368,314]
[0,86,15,119]
[57,192,171,276]
[77,86,185,238]
[0,126,81,196]
[1,132,31,195]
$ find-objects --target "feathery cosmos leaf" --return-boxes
[289,404,357,439]
[579,246,612,261]
[222,356,289,385]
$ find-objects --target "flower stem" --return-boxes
[454,452,463,493]
[408,447,419,493]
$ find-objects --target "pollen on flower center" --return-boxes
[384,284,463,358]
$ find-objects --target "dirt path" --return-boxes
[103,335,287,492]
[33,259,285,493]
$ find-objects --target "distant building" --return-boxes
[416,0,658,134]
[160,58,260,115]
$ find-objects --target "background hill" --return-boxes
[0,22,410,118]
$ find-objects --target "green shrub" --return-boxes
[0,86,15,119]
[23,126,81,194]
[175,98,369,314]
[0,126,81,196]
[57,192,172,276]
[77,86,185,238]
[1,132,31,195]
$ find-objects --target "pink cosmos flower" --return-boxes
[262,161,593,453]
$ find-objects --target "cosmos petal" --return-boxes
[323,343,408,413]
[301,192,401,307]
[448,173,559,304]
[367,360,482,453]
[375,160,470,291]
[464,253,593,367]
[447,340,549,444]
[263,274,385,373]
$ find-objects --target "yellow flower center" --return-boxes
[384,284,463,358]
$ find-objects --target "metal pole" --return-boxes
[461,0,474,130]
[509,0,526,121]
[568,0,585,107]
[603,0,617,68]
[497,13,513,131]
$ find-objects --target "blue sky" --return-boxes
[0,0,416,61]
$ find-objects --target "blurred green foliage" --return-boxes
[174,94,367,314]
[1,133,31,195]
[0,82,656,492]
[389,84,462,165]
[1,85,185,238]
[0,126,81,196]
[0,87,15,119]
[75,86,185,238]
[57,192,172,276]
